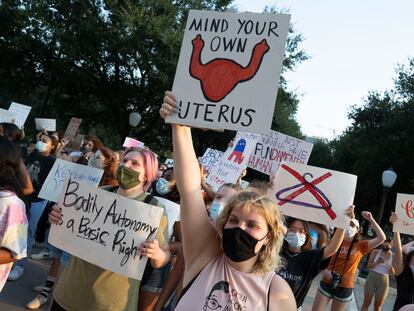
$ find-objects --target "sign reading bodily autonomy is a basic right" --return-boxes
[167,10,290,133]
[248,130,314,176]
[49,179,163,280]
[393,193,414,235]
[268,162,357,229]
[206,132,260,189]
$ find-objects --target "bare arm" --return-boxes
[322,228,345,259]
[269,275,297,311]
[390,212,404,275]
[20,159,33,196]
[161,92,220,284]
[322,205,354,259]
[0,248,16,265]
[367,249,380,269]
[362,211,386,250]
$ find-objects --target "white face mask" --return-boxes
[345,226,357,239]
[35,141,49,153]
[285,232,306,248]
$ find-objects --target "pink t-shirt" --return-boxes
[0,191,28,292]
[176,254,275,311]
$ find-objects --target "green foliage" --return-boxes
[0,0,306,155]
[331,62,414,223]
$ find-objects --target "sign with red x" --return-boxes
[268,162,357,229]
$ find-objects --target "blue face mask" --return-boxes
[156,178,171,195]
[35,141,49,152]
[210,200,224,220]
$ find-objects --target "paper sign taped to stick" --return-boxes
[49,179,163,280]
[268,162,357,229]
[8,102,32,128]
[0,108,16,124]
[200,148,224,172]
[393,193,414,235]
[64,117,82,140]
[35,118,56,131]
[248,130,313,176]
[167,10,290,133]
[206,132,260,189]
[39,159,103,202]
[123,137,145,148]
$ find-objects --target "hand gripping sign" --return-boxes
[268,162,357,229]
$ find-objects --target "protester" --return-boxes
[361,238,394,311]
[308,222,329,249]
[389,213,414,311]
[312,212,386,311]
[8,132,57,281]
[278,209,353,309]
[48,147,170,311]
[160,91,296,310]
[25,146,119,309]
[0,137,28,292]
[209,183,239,220]
[75,135,104,165]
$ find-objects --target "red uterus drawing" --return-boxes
[189,34,270,102]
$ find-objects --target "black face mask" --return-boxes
[222,227,267,262]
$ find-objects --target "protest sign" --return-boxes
[164,159,174,168]
[39,159,103,202]
[35,118,56,131]
[248,130,314,176]
[166,10,290,133]
[206,132,260,189]
[268,162,357,229]
[8,102,32,128]
[69,134,85,151]
[0,108,16,124]
[200,148,224,172]
[154,196,180,239]
[123,137,145,148]
[64,117,82,140]
[393,193,414,235]
[49,179,163,280]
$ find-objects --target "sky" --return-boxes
[234,0,414,140]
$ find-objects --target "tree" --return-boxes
[330,59,414,225]
[0,1,307,157]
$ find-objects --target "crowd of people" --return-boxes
[0,92,413,311]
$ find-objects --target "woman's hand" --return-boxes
[160,91,179,119]
[361,211,374,222]
[140,239,163,260]
[49,204,63,225]
[389,212,398,225]
[345,205,355,219]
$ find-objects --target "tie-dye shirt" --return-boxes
[0,190,28,292]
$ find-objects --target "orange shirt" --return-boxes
[322,239,370,288]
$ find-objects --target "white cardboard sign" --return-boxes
[164,159,174,168]
[35,118,56,131]
[268,162,357,229]
[0,108,16,124]
[393,193,414,235]
[167,10,290,133]
[200,148,224,172]
[123,137,145,148]
[8,102,32,128]
[64,117,82,140]
[248,130,314,176]
[49,179,163,280]
[39,159,104,202]
[206,132,260,189]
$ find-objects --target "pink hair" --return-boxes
[124,147,158,191]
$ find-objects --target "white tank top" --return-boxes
[372,250,393,275]
[175,254,275,311]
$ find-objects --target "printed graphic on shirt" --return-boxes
[203,281,248,311]
[27,161,41,186]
